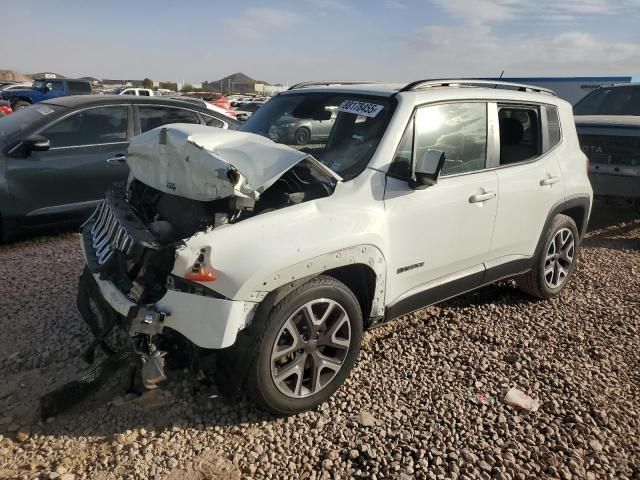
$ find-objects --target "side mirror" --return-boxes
[23,135,51,152]
[410,149,446,189]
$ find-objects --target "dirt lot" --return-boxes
[0,201,638,480]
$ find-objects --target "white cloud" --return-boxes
[403,24,640,76]
[432,0,640,24]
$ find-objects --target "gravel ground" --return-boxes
[0,200,638,480]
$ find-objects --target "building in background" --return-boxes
[495,77,639,104]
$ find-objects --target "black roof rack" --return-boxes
[288,80,384,90]
[400,79,557,96]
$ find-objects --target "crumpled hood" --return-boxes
[126,124,310,202]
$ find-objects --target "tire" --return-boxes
[517,214,580,299]
[12,100,30,111]
[294,127,311,146]
[245,275,363,414]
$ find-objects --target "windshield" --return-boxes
[574,86,640,116]
[0,103,62,146]
[240,92,394,180]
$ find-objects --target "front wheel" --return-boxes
[12,100,30,111]
[246,276,363,414]
[294,127,311,145]
[517,214,579,299]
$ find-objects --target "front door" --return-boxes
[6,104,131,225]
[384,101,499,309]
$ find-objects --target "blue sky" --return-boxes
[1,0,638,85]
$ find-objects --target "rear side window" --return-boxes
[544,105,561,151]
[497,105,541,165]
[42,106,128,148]
[203,115,225,128]
[139,90,150,96]
[67,81,92,94]
[139,106,200,133]
[415,102,487,176]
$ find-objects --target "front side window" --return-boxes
[498,105,541,165]
[415,102,487,176]
[46,81,64,92]
[241,92,394,180]
[138,106,200,133]
[42,106,128,148]
[139,90,150,96]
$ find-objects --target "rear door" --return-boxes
[6,104,132,225]
[486,102,565,269]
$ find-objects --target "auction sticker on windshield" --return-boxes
[339,100,384,118]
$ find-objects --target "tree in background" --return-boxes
[181,83,194,92]
[159,81,178,91]
[142,78,153,89]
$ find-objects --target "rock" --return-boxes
[355,410,376,427]
[15,430,30,442]
[60,474,76,480]
[589,440,603,453]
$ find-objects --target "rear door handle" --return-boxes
[469,191,496,203]
[540,176,560,186]
[106,154,127,164]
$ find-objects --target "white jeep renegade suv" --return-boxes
[78,80,593,414]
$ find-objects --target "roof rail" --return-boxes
[400,79,557,96]
[288,80,383,90]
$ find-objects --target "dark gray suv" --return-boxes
[0,95,238,240]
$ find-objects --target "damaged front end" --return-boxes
[48,125,339,415]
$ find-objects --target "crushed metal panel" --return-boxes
[248,245,387,318]
[125,124,309,202]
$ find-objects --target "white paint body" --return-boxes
[91,84,593,349]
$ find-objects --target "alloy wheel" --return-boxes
[544,228,575,288]
[270,299,351,398]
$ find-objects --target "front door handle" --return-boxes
[540,176,560,186]
[469,191,496,203]
[106,154,127,164]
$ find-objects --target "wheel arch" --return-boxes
[534,194,591,259]
[247,245,387,324]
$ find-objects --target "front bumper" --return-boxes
[79,189,258,350]
[82,268,257,349]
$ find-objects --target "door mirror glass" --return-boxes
[411,149,445,189]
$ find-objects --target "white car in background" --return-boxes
[78,79,592,415]
[111,87,156,96]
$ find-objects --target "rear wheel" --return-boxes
[517,214,579,299]
[245,276,362,414]
[12,100,30,111]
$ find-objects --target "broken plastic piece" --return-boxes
[504,387,540,412]
[471,393,495,406]
[141,349,167,389]
[39,349,139,419]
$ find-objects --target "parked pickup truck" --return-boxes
[0,78,93,111]
[574,83,640,199]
